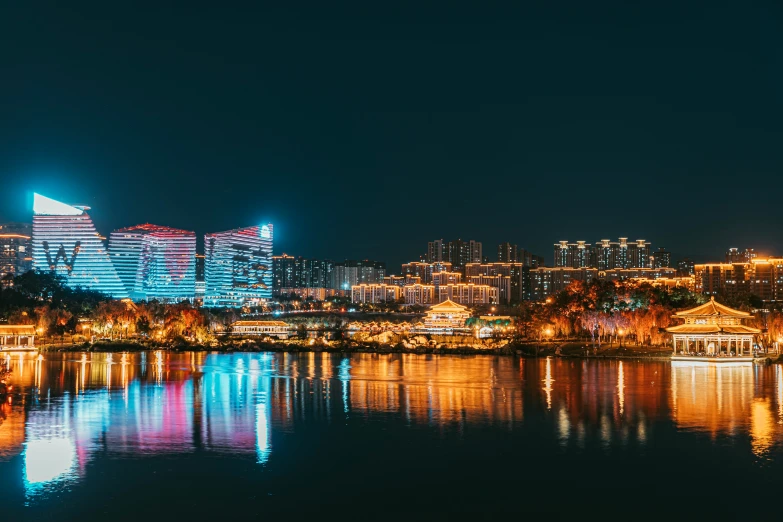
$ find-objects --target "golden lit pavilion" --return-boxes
[0,325,36,352]
[666,297,760,359]
[422,299,471,330]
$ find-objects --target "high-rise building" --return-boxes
[652,247,671,268]
[427,239,445,263]
[465,262,527,303]
[203,224,273,307]
[108,224,196,302]
[678,258,695,277]
[528,267,598,301]
[498,242,519,263]
[401,261,452,283]
[627,239,651,268]
[272,254,299,291]
[446,239,482,270]
[591,238,650,269]
[554,241,592,268]
[0,223,32,286]
[330,260,385,290]
[31,193,127,298]
[518,248,544,268]
[726,247,757,264]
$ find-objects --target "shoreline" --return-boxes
[35,339,681,360]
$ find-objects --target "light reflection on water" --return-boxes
[1,351,783,515]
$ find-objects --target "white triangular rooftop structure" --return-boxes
[33,193,84,216]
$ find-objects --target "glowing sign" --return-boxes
[260,225,271,239]
[33,193,84,216]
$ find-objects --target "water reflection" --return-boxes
[1,352,783,500]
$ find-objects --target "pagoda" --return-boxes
[665,296,760,360]
[422,299,471,330]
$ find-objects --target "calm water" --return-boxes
[1,352,782,521]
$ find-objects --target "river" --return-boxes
[0,351,781,521]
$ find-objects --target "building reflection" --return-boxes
[3,352,783,496]
[669,362,782,458]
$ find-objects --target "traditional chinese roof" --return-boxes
[672,296,751,318]
[0,325,36,335]
[665,324,760,335]
[428,299,469,313]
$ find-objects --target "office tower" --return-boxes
[0,222,32,285]
[31,193,127,298]
[203,224,273,307]
[108,224,196,301]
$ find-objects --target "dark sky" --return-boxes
[1,2,782,270]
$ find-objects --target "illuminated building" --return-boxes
[0,222,32,286]
[401,261,452,283]
[383,275,421,287]
[652,247,671,268]
[465,262,527,303]
[694,263,745,296]
[330,260,385,290]
[351,284,402,303]
[427,239,445,263]
[277,287,339,301]
[632,276,694,291]
[590,238,651,269]
[31,193,127,298]
[229,320,290,339]
[108,224,196,302]
[404,283,435,305]
[422,299,471,329]
[666,297,760,358]
[599,267,677,282]
[528,267,597,301]
[498,242,518,263]
[627,239,651,268]
[726,247,757,264]
[203,224,273,307]
[554,241,592,268]
[467,274,511,303]
[432,271,462,287]
[519,248,545,268]
[678,257,695,276]
[695,258,783,303]
[497,242,544,268]
[425,239,482,269]
[0,325,36,351]
[272,253,298,290]
[446,239,482,270]
[437,283,498,305]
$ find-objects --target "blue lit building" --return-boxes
[203,224,273,307]
[108,224,196,302]
[31,193,128,298]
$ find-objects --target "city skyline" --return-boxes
[2,5,783,270]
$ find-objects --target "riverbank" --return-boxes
[37,338,679,359]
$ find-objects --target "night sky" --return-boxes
[1,3,782,269]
